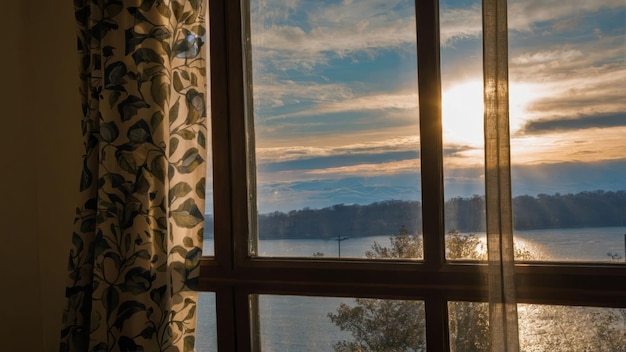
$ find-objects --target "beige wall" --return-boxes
[0,1,81,350]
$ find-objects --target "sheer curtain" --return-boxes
[60,1,208,351]
[483,0,520,351]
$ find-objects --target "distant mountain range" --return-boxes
[204,190,626,239]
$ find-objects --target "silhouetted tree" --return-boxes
[328,228,490,351]
[328,227,625,351]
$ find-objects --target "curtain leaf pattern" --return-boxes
[61,1,207,351]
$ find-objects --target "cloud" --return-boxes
[511,49,584,66]
[253,78,355,110]
[508,33,626,132]
[254,158,626,213]
[510,63,626,125]
[253,140,483,187]
[442,144,485,168]
[262,91,419,121]
[439,1,623,47]
[251,82,421,148]
[259,150,419,173]
[508,0,625,33]
[510,33,625,80]
[250,0,417,71]
[250,1,625,150]
[511,158,626,196]
[440,4,482,46]
[239,0,626,201]
[304,158,420,177]
[518,113,626,134]
[256,136,420,163]
[256,174,422,212]
[248,0,624,73]
[511,126,626,165]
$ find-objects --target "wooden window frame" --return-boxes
[200,0,626,351]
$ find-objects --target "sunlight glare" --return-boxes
[442,80,484,146]
[473,235,548,260]
[443,80,540,147]
[509,82,540,133]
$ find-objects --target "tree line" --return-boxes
[204,190,626,239]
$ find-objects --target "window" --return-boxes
[199,0,626,351]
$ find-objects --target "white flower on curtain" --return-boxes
[61,0,207,351]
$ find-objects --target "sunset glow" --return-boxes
[245,0,625,212]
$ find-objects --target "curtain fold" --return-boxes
[61,1,207,351]
[483,0,520,351]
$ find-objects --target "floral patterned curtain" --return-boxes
[60,0,207,351]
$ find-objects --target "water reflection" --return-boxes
[518,305,626,352]
[203,227,626,263]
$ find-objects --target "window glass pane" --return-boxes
[508,2,626,261]
[439,0,487,260]
[246,0,422,259]
[518,304,626,351]
[256,295,426,351]
[448,301,490,352]
[196,292,217,352]
[257,227,423,259]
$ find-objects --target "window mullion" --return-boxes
[224,0,253,266]
[208,0,234,270]
[425,296,451,352]
[215,288,237,351]
[210,0,256,349]
[416,0,449,351]
[415,0,445,269]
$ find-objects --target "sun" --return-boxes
[442,79,538,147]
[442,80,485,147]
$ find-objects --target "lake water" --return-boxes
[195,226,626,351]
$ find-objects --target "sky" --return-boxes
[212,0,626,213]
